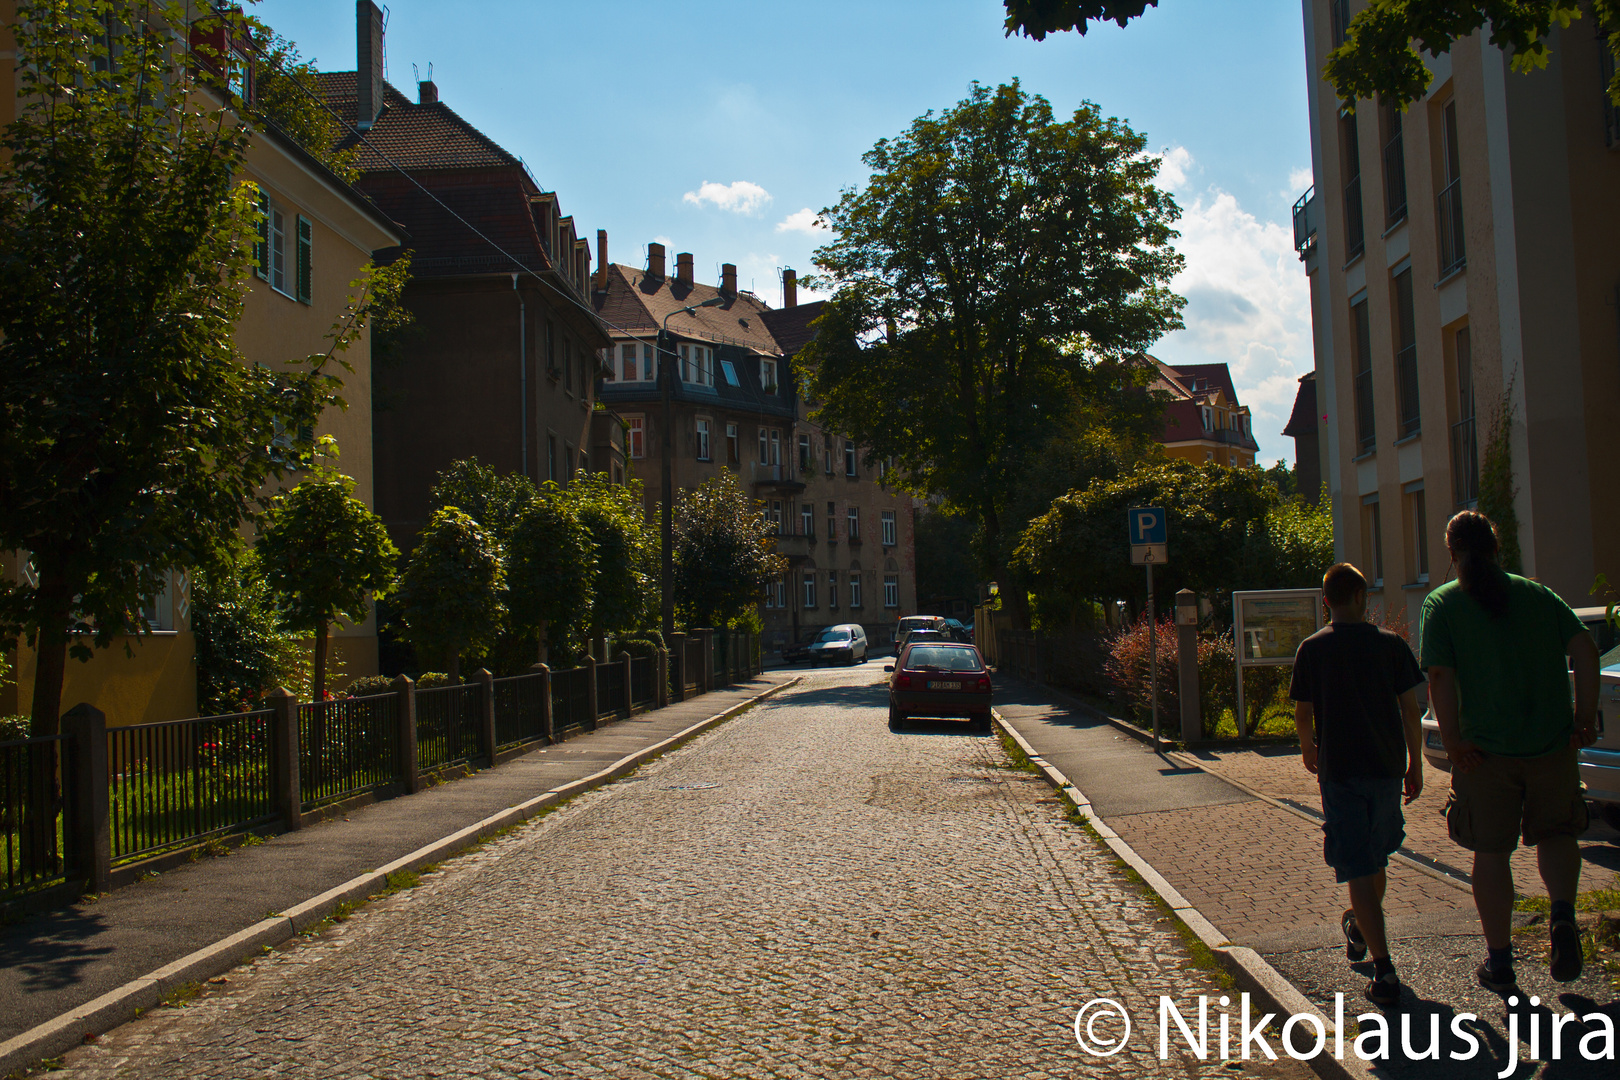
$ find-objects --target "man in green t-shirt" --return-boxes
[1420,512,1599,993]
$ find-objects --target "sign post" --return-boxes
[1230,588,1324,736]
[1128,508,1168,748]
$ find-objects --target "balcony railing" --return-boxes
[751,462,802,488]
[1451,416,1479,506]
[1203,426,1256,448]
[1437,177,1465,276]
[1292,187,1318,259]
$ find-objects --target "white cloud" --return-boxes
[775,207,827,234]
[683,180,773,216]
[1287,166,1314,194]
[1148,145,1195,191]
[1150,183,1313,464]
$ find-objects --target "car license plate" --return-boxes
[1425,730,1445,750]
[927,680,958,691]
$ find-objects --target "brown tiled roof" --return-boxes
[1137,353,1194,400]
[355,169,553,277]
[1168,362,1242,406]
[314,72,518,172]
[759,301,825,358]
[1282,372,1318,437]
[594,264,783,354]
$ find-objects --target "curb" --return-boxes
[0,677,800,1079]
[994,710,1377,1080]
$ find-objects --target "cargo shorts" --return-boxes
[1445,743,1588,853]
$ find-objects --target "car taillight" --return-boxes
[895,674,912,689]
[975,675,991,692]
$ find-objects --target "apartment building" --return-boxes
[593,249,917,651]
[1142,355,1262,467]
[1294,0,1620,623]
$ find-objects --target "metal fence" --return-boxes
[493,672,548,749]
[416,683,482,771]
[0,735,69,898]
[682,640,704,697]
[596,661,624,721]
[107,710,277,864]
[629,655,657,711]
[552,666,593,737]
[299,693,399,808]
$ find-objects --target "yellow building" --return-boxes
[1141,355,1261,468]
[1,3,403,723]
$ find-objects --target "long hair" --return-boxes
[1446,510,1509,618]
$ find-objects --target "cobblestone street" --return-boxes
[49,666,1309,1079]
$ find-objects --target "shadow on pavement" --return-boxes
[0,909,115,992]
[776,681,888,710]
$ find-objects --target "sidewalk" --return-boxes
[994,676,1620,1078]
[0,674,794,1060]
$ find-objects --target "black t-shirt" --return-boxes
[1288,621,1425,781]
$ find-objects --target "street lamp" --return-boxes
[661,296,727,640]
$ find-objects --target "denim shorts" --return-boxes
[1320,776,1406,883]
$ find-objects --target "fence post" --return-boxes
[475,668,497,762]
[531,664,554,743]
[393,674,419,795]
[266,688,303,831]
[586,655,599,730]
[61,703,110,894]
[656,648,669,709]
[668,633,687,701]
[620,651,634,715]
[697,630,714,694]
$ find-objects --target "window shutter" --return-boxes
[295,215,313,304]
[254,189,269,280]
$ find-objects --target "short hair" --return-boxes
[1322,563,1367,607]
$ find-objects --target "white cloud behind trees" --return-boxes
[682,180,773,215]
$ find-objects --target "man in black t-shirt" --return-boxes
[1289,562,1425,1009]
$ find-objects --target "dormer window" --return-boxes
[761,358,778,394]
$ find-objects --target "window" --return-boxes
[761,358,778,393]
[262,199,293,296]
[827,501,837,541]
[1361,495,1384,585]
[824,440,834,475]
[1406,484,1429,581]
[680,344,714,386]
[627,416,645,459]
[268,413,314,469]
[881,510,897,547]
[758,428,769,465]
[1437,99,1465,275]
[1201,406,1212,431]
[770,430,781,466]
[1352,298,1375,453]
[547,433,558,482]
[774,575,787,609]
[621,343,640,382]
[827,571,838,609]
[1329,0,1349,48]
[844,441,857,477]
[1380,99,1407,226]
[695,418,711,461]
[546,320,558,375]
[1452,326,1478,506]
[1340,110,1365,260]
[803,572,817,609]
[720,360,740,386]
[769,500,783,534]
[847,507,860,541]
[564,443,576,480]
[801,505,814,538]
[563,337,574,391]
[140,571,175,632]
[1393,268,1420,437]
[883,574,899,609]
[798,434,811,471]
[643,344,655,382]
[849,573,862,609]
[726,423,740,465]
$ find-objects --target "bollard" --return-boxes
[61,703,110,893]
[475,668,497,762]
[530,663,554,743]
[267,687,304,829]
[585,655,599,730]
[1175,589,1201,743]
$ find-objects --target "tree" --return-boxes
[505,490,594,667]
[396,508,505,683]
[561,472,659,646]
[799,81,1183,624]
[191,549,306,716]
[673,471,786,630]
[256,457,398,701]
[428,459,537,546]
[1003,0,1160,39]
[245,28,361,183]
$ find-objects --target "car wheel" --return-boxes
[1601,802,1620,835]
[888,706,905,730]
[973,712,993,734]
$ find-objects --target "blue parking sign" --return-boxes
[1128,507,1167,546]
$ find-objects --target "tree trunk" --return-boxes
[24,564,75,876]
[536,619,549,666]
[312,619,330,702]
[449,653,462,685]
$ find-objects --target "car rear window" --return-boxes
[905,647,983,672]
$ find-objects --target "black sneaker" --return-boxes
[1364,971,1401,1009]
[1550,918,1583,983]
[1476,962,1519,995]
[1342,909,1367,961]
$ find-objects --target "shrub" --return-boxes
[345,675,394,698]
[0,715,29,741]
[1104,619,1250,738]
[611,635,664,658]
[416,672,452,688]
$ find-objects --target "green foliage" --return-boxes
[1105,618,1238,734]
[428,459,536,546]
[1260,460,1298,500]
[1323,1,1620,110]
[1003,0,1160,39]
[344,674,394,698]
[915,509,981,606]
[673,471,787,629]
[396,507,506,681]
[799,81,1184,608]
[506,487,594,662]
[561,472,658,638]
[244,27,361,183]
[1478,385,1523,574]
[192,551,306,715]
[1014,460,1282,622]
[1257,489,1336,590]
[0,715,29,741]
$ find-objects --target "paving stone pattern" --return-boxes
[51,667,1309,1079]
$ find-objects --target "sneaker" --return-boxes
[1342,909,1367,962]
[1549,918,1583,983]
[1476,962,1519,995]
[1364,971,1401,1009]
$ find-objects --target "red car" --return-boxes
[886,642,993,732]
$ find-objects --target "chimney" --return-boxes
[356,1,385,131]
[647,241,666,279]
[782,268,797,309]
[417,80,437,104]
[720,262,737,296]
[675,252,694,286]
[594,229,608,291]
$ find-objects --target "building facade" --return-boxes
[1295,0,1620,624]
[593,251,917,652]
[1144,356,1262,467]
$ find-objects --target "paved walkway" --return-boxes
[0,675,793,1050]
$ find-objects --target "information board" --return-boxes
[1233,590,1323,666]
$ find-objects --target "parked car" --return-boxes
[896,614,945,646]
[896,627,947,653]
[779,637,814,665]
[942,618,972,643]
[885,641,993,731]
[1419,606,1620,832]
[806,623,869,665]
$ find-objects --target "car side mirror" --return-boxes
[883,665,894,673]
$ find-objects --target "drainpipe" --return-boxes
[513,273,528,477]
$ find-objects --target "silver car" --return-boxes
[806,623,869,666]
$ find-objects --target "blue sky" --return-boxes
[255,0,1316,464]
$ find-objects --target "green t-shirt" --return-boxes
[1419,575,1587,757]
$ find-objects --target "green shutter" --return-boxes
[254,190,269,280]
[295,214,312,304]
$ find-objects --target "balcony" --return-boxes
[752,462,804,492]
[1292,187,1318,259]
[771,529,815,563]
[1437,177,1465,277]
[1203,426,1257,449]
